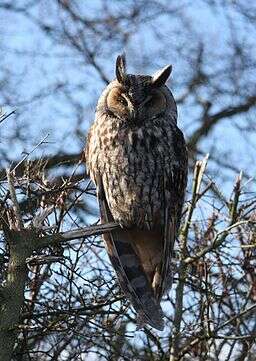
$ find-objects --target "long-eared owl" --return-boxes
[85,55,187,330]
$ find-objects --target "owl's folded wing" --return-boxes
[155,163,188,301]
[95,174,165,330]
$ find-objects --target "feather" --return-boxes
[153,162,187,301]
[85,57,188,331]
[96,175,164,330]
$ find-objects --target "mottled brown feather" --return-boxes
[85,54,188,330]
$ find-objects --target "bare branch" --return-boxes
[35,222,120,249]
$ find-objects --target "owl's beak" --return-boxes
[128,107,138,123]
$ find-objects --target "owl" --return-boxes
[85,55,187,330]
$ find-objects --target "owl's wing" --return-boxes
[95,174,164,330]
[154,144,188,301]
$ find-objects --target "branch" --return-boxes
[184,174,248,264]
[0,152,81,178]
[184,220,255,264]
[0,110,16,124]
[10,134,50,174]
[6,169,24,230]
[178,303,256,359]
[0,172,34,360]
[34,222,120,250]
[188,95,256,151]
[170,155,208,361]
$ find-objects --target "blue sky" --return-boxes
[0,0,255,186]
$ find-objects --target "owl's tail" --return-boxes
[103,229,164,331]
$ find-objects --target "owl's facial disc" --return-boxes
[106,85,168,123]
[106,86,136,121]
[141,89,167,119]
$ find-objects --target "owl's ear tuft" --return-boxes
[116,54,127,84]
[152,65,172,87]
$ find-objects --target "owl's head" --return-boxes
[97,54,177,125]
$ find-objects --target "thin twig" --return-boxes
[184,220,256,264]
[6,169,24,230]
[10,133,50,174]
[170,155,208,361]
[178,303,256,359]
[0,110,16,124]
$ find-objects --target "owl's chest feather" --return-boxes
[87,113,185,228]
[91,115,174,170]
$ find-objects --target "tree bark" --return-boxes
[0,230,32,361]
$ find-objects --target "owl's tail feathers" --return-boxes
[103,229,164,331]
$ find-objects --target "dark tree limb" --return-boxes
[188,95,256,152]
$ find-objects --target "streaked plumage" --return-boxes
[85,54,187,330]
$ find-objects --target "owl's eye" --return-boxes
[118,96,128,106]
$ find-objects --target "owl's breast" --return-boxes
[87,114,183,228]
